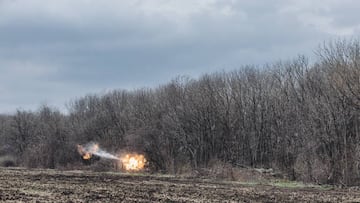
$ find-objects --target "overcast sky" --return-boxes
[0,0,359,114]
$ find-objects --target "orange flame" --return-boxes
[77,143,99,160]
[120,154,146,171]
[82,153,91,160]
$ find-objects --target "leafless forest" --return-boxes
[0,40,359,186]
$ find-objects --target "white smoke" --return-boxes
[93,150,119,160]
[83,142,119,160]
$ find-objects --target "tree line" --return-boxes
[0,40,359,185]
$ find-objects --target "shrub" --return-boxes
[0,155,16,167]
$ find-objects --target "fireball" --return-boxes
[120,154,146,171]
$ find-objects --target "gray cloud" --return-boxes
[0,0,359,113]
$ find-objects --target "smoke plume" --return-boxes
[78,142,119,160]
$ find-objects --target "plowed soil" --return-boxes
[0,167,359,202]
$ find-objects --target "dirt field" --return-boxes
[0,167,360,203]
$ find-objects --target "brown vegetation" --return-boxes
[0,40,359,185]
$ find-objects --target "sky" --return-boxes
[0,0,359,114]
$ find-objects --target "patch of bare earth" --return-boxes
[0,167,359,202]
